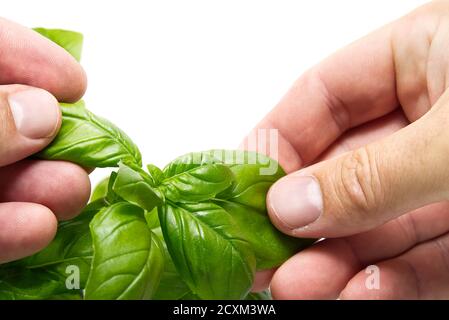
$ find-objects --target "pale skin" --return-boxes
[245,0,449,299]
[2,1,449,300]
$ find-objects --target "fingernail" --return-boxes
[8,89,60,139]
[269,175,323,229]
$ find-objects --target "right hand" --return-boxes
[245,0,449,299]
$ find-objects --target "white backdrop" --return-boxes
[3,0,428,188]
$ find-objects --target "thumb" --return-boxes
[0,85,61,167]
[267,93,449,238]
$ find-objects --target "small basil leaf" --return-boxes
[38,101,142,168]
[159,202,255,299]
[144,208,160,229]
[113,162,164,211]
[147,164,164,186]
[33,28,83,61]
[121,160,157,186]
[91,176,109,202]
[160,164,233,203]
[85,203,164,300]
[105,172,123,204]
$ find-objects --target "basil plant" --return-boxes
[0,28,314,300]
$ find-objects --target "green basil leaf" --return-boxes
[160,164,234,203]
[162,151,223,178]
[33,28,83,61]
[113,162,164,211]
[38,101,142,168]
[85,203,164,300]
[0,268,77,300]
[211,150,315,270]
[145,208,160,229]
[147,164,164,186]
[91,177,110,202]
[216,201,314,270]
[120,160,158,186]
[216,151,285,212]
[104,172,123,204]
[159,202,255,299]
[151,227,198,300]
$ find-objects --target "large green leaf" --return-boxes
[162,151,223,178]
[33,28,83,61]
[0,268,78,300]
[160,164,234,203]
[159,202,255,299]
[214,150,315,269]
[215,201,315,270]
[164,150,314,270]
[85,203,164,300]
[38,101,142,168]
[216,151,285,212]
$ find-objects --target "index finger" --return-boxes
[0,18,87,102]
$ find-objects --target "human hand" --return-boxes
[0,18,90,263]
[244,0,449,299]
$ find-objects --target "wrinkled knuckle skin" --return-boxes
[330,147,385,225]
[0,95,15,139]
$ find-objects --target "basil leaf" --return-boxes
[151,228,198,300]
[216,201,315,270]
[38,101,142,168]
[166,150,314,270]
[33,28,83,61]
[162,151,223,178]
[159,202,255,299]
[0,200,104,300]
[103,171,124,204]
[0,268,76,300]
[113,162,164,211]
[216,151,285,212]
[91,177,109,202]
[144,208,160,229]
[160,164,234,203]
[211,150,315,270]
[85,203,164,300]
[147,164,164,186]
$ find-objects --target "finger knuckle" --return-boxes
[434,235,449,274]
[332,147,385,223]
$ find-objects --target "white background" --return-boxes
[3,0,428,188]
